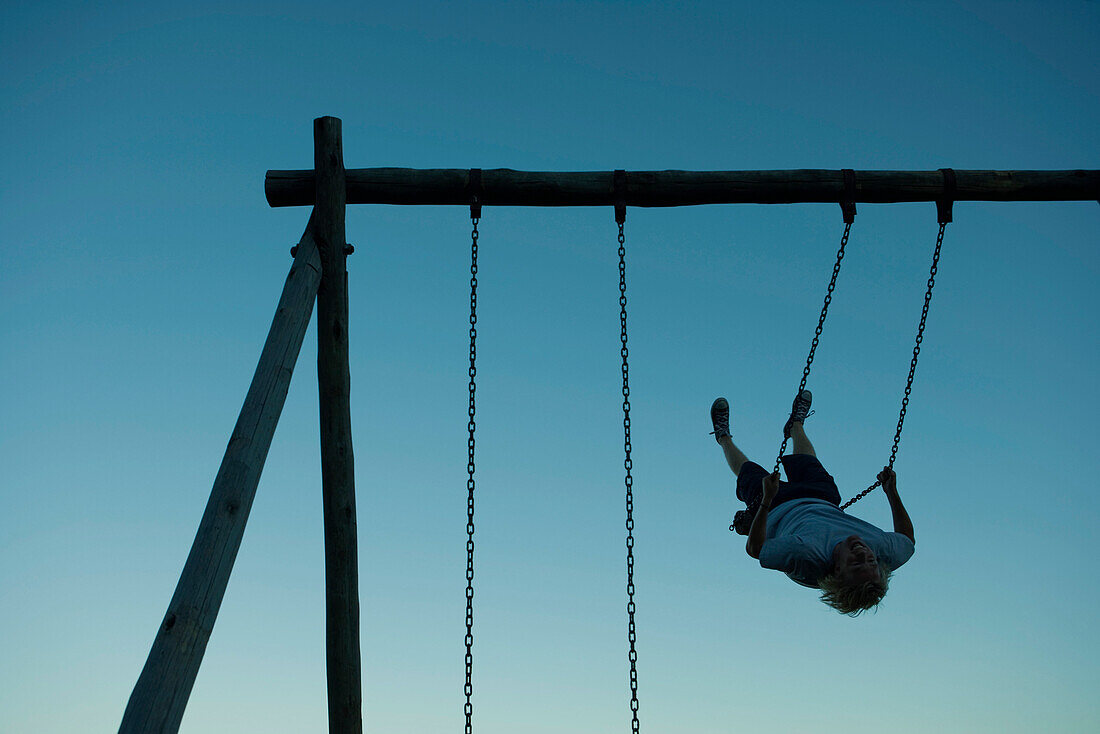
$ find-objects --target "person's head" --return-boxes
[818,535,892,616]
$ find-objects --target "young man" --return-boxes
[711,391,915,615]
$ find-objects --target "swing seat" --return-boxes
[731,508,754,535]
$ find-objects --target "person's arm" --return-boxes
[746,472,780,559]
[878,466,914,544]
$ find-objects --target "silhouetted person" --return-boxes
[710,391,915,615]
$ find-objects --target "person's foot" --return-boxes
[710,397,731,442]
[783,389,814,439]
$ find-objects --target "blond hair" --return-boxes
[817,566,892,616]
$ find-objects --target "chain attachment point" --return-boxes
[840,169,857,224]
[468,168,483,221]
[613,169,627,225]
[937,168,956,224]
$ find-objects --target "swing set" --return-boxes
[118,117,1099,734]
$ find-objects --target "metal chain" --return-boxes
[772,221,852,475]
[464,214,478,734]
[840,222,945,510]
[618,220,640,734]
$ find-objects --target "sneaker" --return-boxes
[710,397,730,442]
[783,389,814,439]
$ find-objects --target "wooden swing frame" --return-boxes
[118,116,1099,734]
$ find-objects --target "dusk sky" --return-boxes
[2,2,1098,733]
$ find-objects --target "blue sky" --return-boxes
[2,2,1098,732]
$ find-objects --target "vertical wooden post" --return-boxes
[119,218,323,734]
[313,116,363,733]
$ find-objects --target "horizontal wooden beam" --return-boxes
[265,168,1100,208]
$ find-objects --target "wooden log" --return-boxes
[265,167,1100,208]
[313,116,363,734]
[119,216,323,734]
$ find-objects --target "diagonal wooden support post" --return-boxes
[313,116,363,734]
[119,216,323,734]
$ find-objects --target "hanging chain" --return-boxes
[772,221,852,475]
[617,218,640,734]
[464,213,478,734]
[841,222,945,510]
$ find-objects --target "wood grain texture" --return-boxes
[119,217,323,734]
[313,116,363,734]
[266,167,1100,208]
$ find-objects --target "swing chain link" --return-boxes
[840,221,946,511]
[619,219,640,734]
[730,220,853,532]
[464,213,478,734]
[773,221,852,475]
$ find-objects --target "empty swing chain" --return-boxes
[464,209,478,734]
[840,221,946,511]
[617,204,641,734]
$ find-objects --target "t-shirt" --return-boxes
[758,498,915,588]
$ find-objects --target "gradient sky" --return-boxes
[2,2,1098,733]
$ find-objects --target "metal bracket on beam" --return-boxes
[467,168,482,220]
[841,169,857,224]
[937,168,956,224]
[613,169,627,224]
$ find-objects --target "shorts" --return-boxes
[736,453,842,509]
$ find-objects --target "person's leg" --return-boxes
[717,434,750,475]
[789,421,816,457]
